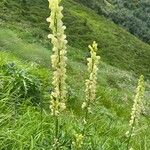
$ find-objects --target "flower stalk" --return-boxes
[82,41,100,134]
[47,0,68,149]
[126,75,145,150]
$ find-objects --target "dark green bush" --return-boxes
[1,62,42,105]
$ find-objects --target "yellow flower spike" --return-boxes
[76,42,100,147]
[47,0,68,149]
[126,75,145,150]
[85,41,100,104]
[47,0,68,116]
[73,133,84,148]
[92,41,98,51]
[82,41,100,136]
[129,75,145,127]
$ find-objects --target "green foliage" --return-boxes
[1,0,150,79]
[0,0,150,149]
[75,0,150,44]
[0,50,150,149]
[1,62,42,105]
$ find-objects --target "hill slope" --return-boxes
[74,0,150,44]
[0,30,150,149]
[0,0,150,149]
[0,0,150,79]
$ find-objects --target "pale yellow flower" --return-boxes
[72,133,84,148]
[126,75,145,150]
[47,0,68,116]
[82,41,100,112]
[129,75,145,126]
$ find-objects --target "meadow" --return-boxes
[0,0,150,149]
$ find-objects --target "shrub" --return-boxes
[1,62,42,105]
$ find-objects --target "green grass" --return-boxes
[0,0,150,149]
[0,32,150,149]
[1,0,150,78]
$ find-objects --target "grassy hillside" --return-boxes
[0,37,150,149]
[1,0,150,79]
[0,0,150,149]
[75,0,150,44]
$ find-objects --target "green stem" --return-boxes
[53,7,65,150]
[126,118,136,150]
[82,85,91,135]
[55,115,59,150]
[83,55,95,135]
